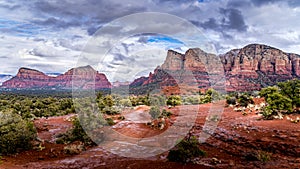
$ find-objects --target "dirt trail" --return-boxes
[1,99,300,168]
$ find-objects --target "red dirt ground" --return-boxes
[1,98,300,169]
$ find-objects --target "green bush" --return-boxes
[226,96,236,105]
[105,118,115,126]
[149,106,161,119]
[0,94,75,119]
[167,137,206,163]
[262,93,293,119]
[277,79,300,108]
[259,80,299,118]
[63,144,85,155]
[119,98,132,107]
[56,117,95,146]
[205,88,223,102]
[183,96,199,105]
[238,94,254,107]
[161,109,172,118]
[0,110,37,154]
[118,116,125,120]
[149,96,166,106]
[259,86,279,100]
[261,106,274,120]
[101,106,120,115]
[256,150,272,162]
[166,95,181,107]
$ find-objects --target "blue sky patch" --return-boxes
[147,36,184,44]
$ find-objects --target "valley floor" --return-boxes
[1,99,300,169]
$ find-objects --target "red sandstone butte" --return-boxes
[1,65,111,89]
[130,44,300,92]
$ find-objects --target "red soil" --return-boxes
[1,98,300,169]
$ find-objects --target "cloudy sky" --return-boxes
[1,0,300,81]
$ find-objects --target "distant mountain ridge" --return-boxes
[220,44,300,91]
[130,44,300,93]
[1,65,111,89]
[1,44,299,92]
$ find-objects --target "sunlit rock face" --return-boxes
[1,65,111,89]
[131,44,300,93]
[221,44,300,91]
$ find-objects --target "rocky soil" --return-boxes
[1,98,300,169]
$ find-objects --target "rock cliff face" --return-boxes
[129,48,225,94]
[130,44,300,93]
[1,65,111,89]
[220,44,300,91]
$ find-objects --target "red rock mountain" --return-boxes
[1,65,111,89]
[2,44,299,92]
[221,44,300,91]
[130,44,300,93]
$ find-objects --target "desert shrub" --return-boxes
[261,106,274,120]
[200,95,211,104]
[119,98,132,107]
[183,96,200,105]
[267,93,292,112]
[260,80,300,117]
[226,96,236,105]
[129,96,139,106]
[259,86,279,100]
[205,88,223,102]
[118,116,125,120]
[0,94,75,119]
[101,106,120,115]
[256,150,272,162]
[105,118,115,126]
[166,95,181,107]
[129,95,153,106]
[167,136,206,163]
[277,79,300,108]
[0,110,37,154]
[102,95,114,107]
[161,109,172,118]
[149,95,166,106]
[56,118,95,146]
[262,93,293,119]
[63,144,85,155]
[238,94,254,107]
[149,106,161,119]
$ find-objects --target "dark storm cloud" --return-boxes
[32,38,46,42]
[153,0,197,4]
[251,0,279,6]
[32,0,146,31]
[219,8,247,32]
[87,26,101,36]
[195,7,247,37]
[199,18,219,30]
[0,4,20,10]
[33,17,81,28]
[249,0,300,7]
[227,0,252,8]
